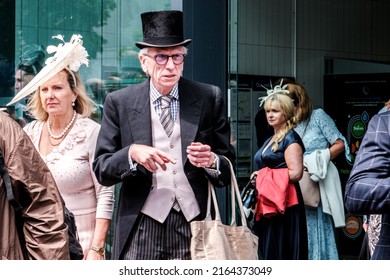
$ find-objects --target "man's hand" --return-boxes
[129,144,176,172]
[186,142,214,168]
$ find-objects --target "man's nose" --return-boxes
[165,56,175,68]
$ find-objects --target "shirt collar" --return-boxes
[150,81,179,102]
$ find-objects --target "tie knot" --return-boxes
[161,95,173,108]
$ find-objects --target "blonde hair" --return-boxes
[285,83,313,124]
[27,69,96,121]
[264,92,297,152]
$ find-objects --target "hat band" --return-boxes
[65,67,77,87]
[143,36,185,45]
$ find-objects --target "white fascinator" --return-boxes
[258,79,290,108]
[7,34,89,106]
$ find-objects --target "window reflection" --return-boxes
[9,0,178,122]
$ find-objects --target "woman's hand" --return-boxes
[250,171,258,186]
[85,248,105,260]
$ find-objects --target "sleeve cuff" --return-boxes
[128,145,138,172]
[204,153,221,177]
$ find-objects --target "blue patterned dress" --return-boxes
[294,108,350,260]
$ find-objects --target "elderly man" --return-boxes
[93,10,235,260]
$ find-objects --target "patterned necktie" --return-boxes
[160,95,174,137]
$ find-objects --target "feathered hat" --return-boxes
[258,79,290,108]
[7,34,89,106]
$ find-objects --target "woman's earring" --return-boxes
[72,101,75,107]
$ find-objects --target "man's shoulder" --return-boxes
[370,110,390,126]
[179,77,218,90]
[107,79,149,98]
[179,78,220,99]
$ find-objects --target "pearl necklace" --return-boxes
[47,110,77,139]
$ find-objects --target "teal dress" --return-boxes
[294,108,350,260]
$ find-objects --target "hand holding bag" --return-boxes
[190,156,259,260]
[240,180,258,229]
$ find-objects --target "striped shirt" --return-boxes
[150,82,179,122]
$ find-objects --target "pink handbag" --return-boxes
[299,170,320,208]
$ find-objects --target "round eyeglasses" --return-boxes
[144,53,186,65]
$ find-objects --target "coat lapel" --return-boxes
[179,80,203,165]
[127,80,152,146]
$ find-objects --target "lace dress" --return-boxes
[294,108,350,260]
[24,116,115,254]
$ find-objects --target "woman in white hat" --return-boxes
[8,35,115,260]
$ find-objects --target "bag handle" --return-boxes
[222,156,248,227]
[205,156,248,228]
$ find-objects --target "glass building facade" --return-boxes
[1,0,185,115]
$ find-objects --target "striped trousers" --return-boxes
[121,210,192,260]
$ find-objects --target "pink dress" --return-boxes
[24,116,115,254]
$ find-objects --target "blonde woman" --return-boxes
[252,89,308,260]
[8,35,115,260]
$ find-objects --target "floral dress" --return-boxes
[294,108,350,260]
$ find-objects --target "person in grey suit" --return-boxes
[93,10,235,260]
[345,110,390,260]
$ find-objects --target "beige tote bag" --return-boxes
[299,170,320,208]
[190,156,259,260]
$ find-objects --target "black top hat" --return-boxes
[135,10,192,49]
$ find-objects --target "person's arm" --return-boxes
[6,119,69,260]
[328,138,344,160]
[345,114,390,214]
[284,142,304,182]
[87,125,115,260]
[93,93,136,185]
[199,85,236,186]
[85,218,111,260]
[183,83,235,187]
[315,109,350,162]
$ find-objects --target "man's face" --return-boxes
[140,46,185,95]
[15,69,34,93]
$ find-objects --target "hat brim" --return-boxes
[7,39,82,107]
[135,39,192,49]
